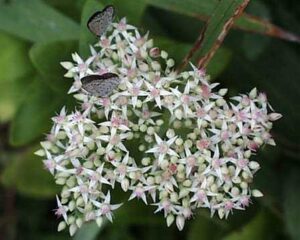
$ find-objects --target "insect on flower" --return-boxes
[87,5,115,37]
[81,73,121,97]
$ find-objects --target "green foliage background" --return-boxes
[0,0,299,239]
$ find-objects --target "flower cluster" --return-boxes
[36,17,281,235]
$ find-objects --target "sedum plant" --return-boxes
[36,16,281,236]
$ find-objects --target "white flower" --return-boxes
[144,81,172,109]
[92,191,122,222]
[97,127,129,152]
[128,184,154,204]
[55,196,69,223]
[146,134,178,166]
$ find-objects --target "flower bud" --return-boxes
[249,161,260,170]
[147,126,155,135]
[76,218,83,228]
[96,217,103,227]
[218,208,225,219]
[166,129,175,138]
[268,113,282,121]
[55,178,66,185]
[161,50,168,59]
[146,176,155,185]
[76,197,84,206]
[231,187,240,196]
[183,180,192,187]
[151,61,161,71]
[176,215,185,231]
[57,221,66,232]
[167,214,175,227]
[138,62,149,72]
[218,88,228,96]
[139,124,147,132]
[249,88,257,99]
[121,178,130,192]
[252,189,263,197]
[139,144,146,151]
[170,192,179,202]
[69,224,77,236]
[167,59,175,67]
[150,47,160,58]
[68,216,75,224]
[68,200,76,211]
[156,119,164,126]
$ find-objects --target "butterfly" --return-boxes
[81,73,120,97]
[87,5,115,37]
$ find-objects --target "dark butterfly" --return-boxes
[81,73,120,97]
[87,5,115,37]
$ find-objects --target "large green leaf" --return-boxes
[207,47,232,79]
[9,77,65,146]
[44,0,86,22]
[188,214,226,240]
[284,168,300,240]
[29,40,77,92]
[154,37,232,78]
[74,222,104,240]
[1,149,59,198]
[102,0,147,25]
[146,0,300,43]
[0,0,80,42]
[0,32,34,122]
[79,0,104,57]
[223,210,281,240]
[196,0,248,67]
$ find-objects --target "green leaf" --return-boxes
[188,214,226,240]
[147,0,216,18]
[44,0,86,22]
[114,200,164,225]
[9,77,65,146]
[0,32,34,122]
[241,1,271,60]
[207,47,232,79]
[102,0,148,25]
[0,0,80,42]
[196,0,247,67]
[1,149,59,198]
[146,0,300,43]
[284,168,300,240]
[29,40,77,92]
[74,222,104,240]
[223,211,280,240]
[79,0,104,57]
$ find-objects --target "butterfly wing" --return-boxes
[87,5,115,37]
[81,73,120,97]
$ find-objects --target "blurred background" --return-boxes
[0,0,299,239]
